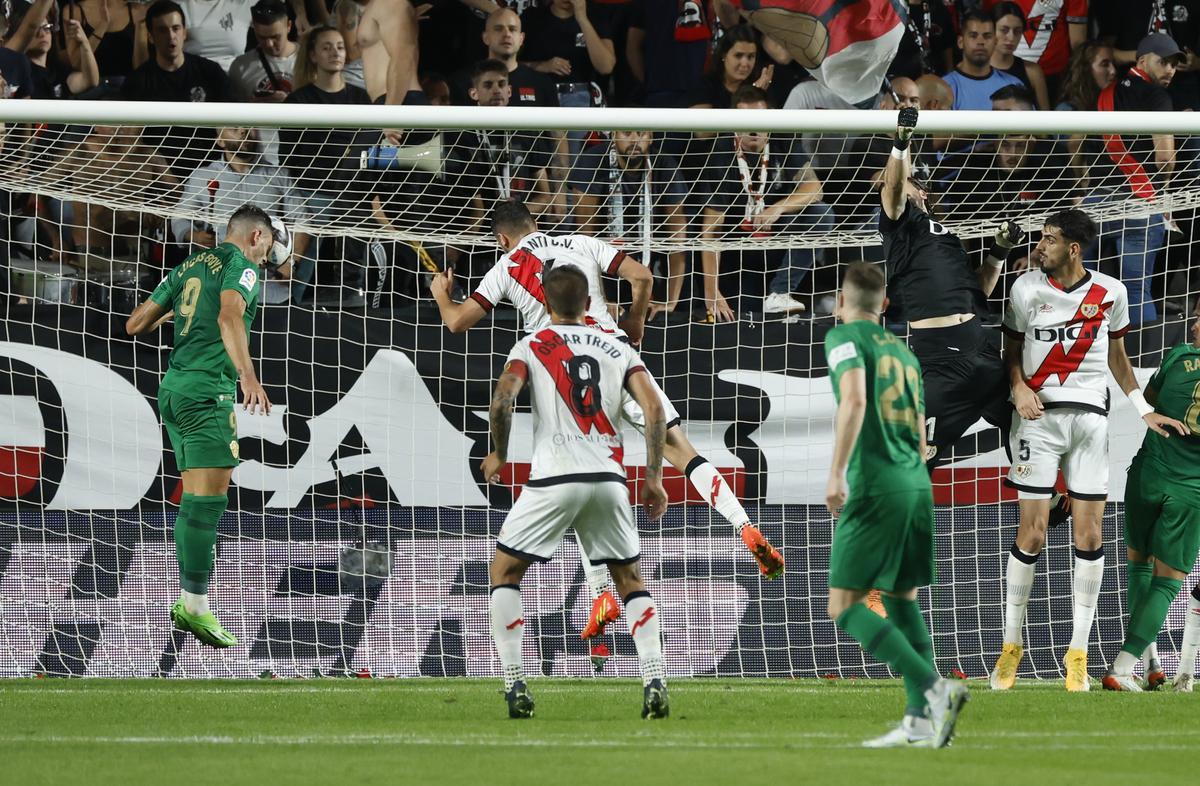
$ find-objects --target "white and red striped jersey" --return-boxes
[984,0,1089,76]
[1002,269,1130,413]
[469,231,629,337]
[505,325,648,483]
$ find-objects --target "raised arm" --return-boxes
[64,20,101,95]
[627,368,667,521]
[217,289,271,414]
[978,220,1024,298]
[4,0,55,54]
[615,254,652,344]
[1108,335,1187,437]
[430,269,487,333]
[882,107,918,220]
[572,0,616,76]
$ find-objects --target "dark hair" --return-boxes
[990,83,1036,108]
[491,199,535,236]
[708,24,759,82]
[227,203,273,237]
[990,2,1027,26]
[1059,40,1112,109]
[145,0,186,29]
[961,9,994,29]
[731,84,771,108]
[1045,209,1097,251]
[842,262,886,309]
[251,0,289,25]
[543,266,589,319]
[472,58,509,84]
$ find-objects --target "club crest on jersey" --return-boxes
[1080,303,1099,318]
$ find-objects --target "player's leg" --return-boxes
[1060,411,1111,692]
[1119,457,1164,687]
[575,532,619,658]
[578,482,668,718]
[1104,559,1186,692]
[1174,582,1200,692]
[489,549,535,718]
[993,411,1067,689]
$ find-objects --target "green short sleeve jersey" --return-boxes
[1137,342,1200,491]
[825,320,930,498]
[150,242,261,401]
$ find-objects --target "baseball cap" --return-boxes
[1136,32,1186,63]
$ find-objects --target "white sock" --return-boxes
[686,458,750,530]
[1142,640,1160,667]
[1113,649,1139,676]
[1069,549,1105,651]
[1179,591,1200,676]
[574,531,610,600]
[489,585,525,690]
[624,592,666,686]
[1003,547,1038,646]
[181,589,209,615]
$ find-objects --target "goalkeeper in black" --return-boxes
[879,106,1022,467]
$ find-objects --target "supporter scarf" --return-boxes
[480,131,513,200]
[735,138,770,228]
[608,144,653,247]
[676,0,712,43]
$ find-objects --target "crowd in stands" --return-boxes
[0,0,1196,329]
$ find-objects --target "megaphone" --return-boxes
[360,134,442,174]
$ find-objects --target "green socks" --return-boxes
[174,493,228,594]
[836,602,938,707]
[881,596,936,717]
[1126,560,1152,620]
[1122,576,1183,658]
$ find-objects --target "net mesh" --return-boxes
[0,113,1197,680]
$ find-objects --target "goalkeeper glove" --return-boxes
[987,220,1024,261]
[894,106,918,151]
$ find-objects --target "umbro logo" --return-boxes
[1039,304,1054,313]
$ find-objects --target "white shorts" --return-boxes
[496,480,640,564]
[621,372,681,433]
[1007,408,1109,500]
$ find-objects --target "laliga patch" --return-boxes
[826,342,857,370]
[924,445,938,461]
[239,267,258,292]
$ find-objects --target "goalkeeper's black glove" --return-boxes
[987,220,1025,260]
[894,106,919,151]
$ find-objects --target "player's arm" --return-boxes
[881,107,918,221]
[978,220,1025,298]
[430,269,487,333]
[1107,335,1187,437]
[125,299,172,336]
[615,253,652,345]
[217,289,271,415]
[825,367,866,514]
[480,361,527,483]
[627,367,668,522]
[1005,333,1043,420]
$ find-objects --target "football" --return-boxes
[268,215,293,269]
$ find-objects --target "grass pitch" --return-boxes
[0,678,1193,785]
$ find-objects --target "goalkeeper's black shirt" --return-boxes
[878,201,985,323]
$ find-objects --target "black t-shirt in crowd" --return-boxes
[688,74,734,108]
[279,83,374,194]
[627,0,709,102]
[1095,0,1200,109]
[442,129,553,208]
[519,3,614,87]
[30,60,73,99]
[879,201,985,323]
[702,135,809,223]
[1086,68,1174,195]
[0,47,36,98]
[450,63,558,106]
[890,0,956,80]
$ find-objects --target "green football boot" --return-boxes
[171,598,238,648]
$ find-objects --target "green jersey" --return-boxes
[150,242,261,401]
[1136,342,1200,491]
[826,320,929,498]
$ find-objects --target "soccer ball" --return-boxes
[267,216,292,269]
[749,8,830,70]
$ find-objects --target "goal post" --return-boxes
[0,103,1196,680]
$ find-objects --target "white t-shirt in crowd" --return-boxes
[180,0,254,71]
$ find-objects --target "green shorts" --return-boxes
[829,487,936,593]
[159,389,239,472]
[1124,457,1200,574]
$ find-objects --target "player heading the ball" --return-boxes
[991,209,1187,692]
[824,262,968,749]
[125,204,278,649]
[483,265,671,719]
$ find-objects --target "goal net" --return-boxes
[0,103,1197,681]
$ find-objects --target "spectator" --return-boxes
[698,86,834,322]
[626,0,710,108]
[521,0,615,103]
[122,1,233,179]
[758,32,805,110]
[1055,40,1115,111]
[0,6,36,97]
[916,72,955,110]
[177,0,254,71]
[1082,32,1183,326]
[570,130,689,314]
[16,6,101,98]
[279,25,374,301]
[359,0,423,105]
[228,1,296,101]
[61,0,149,82]
[331,0,366,90]
[980,0,1086,89]
[420,71,450,105]
[1095,0,1200,111]
[891,0,957,79]
[451,7,557,107]
[943,10,1022,110]
[688,24,767,110]
[990,1,1049,109]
